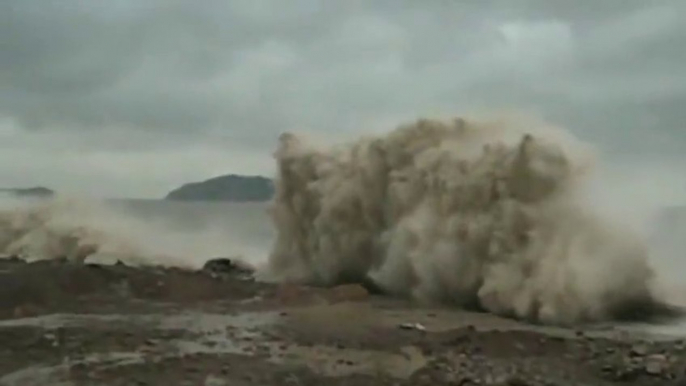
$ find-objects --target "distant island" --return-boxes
[0,187,55,198]
[165,174,274,202]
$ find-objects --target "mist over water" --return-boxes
[0,196,273,269]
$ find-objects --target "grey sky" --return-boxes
[1,0,685,198]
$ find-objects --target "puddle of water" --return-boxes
[158,312,277,332]
[3,305,686,384]
[352,304,686,341]
[612,318,686,340]
[268,344,427,378]
[0,309,431,382]
[0,312,280,385]
[0,314,129,329]
[0,312,277,331]
[0,352,145,386]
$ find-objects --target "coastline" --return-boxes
[0,257,684,385]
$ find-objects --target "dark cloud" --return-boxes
[0,0,685,197]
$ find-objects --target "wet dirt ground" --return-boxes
[1,257,686,385]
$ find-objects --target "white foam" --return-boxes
[263,113,663,325]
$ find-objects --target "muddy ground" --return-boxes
[1,257,686,385]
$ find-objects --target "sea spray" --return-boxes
[264,114,668,325]
[0,196,246,268]
[0,197,164,265]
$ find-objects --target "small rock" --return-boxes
[202,258,254,276]
[399,322,426,332]
[614,367,641,382]
[645,354,669,376]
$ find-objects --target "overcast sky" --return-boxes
[1,0,685,198]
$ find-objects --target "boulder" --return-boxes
[202,258,254,278]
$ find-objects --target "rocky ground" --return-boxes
[1,257,686,385]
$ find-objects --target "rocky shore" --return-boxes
[0,257,685,385]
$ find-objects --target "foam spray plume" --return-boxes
[0,198,132,263]
[264,114,677,325]
[0,197,239,269]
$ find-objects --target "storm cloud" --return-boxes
[1,0,685,197]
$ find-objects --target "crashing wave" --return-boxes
[264,114,673,325]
